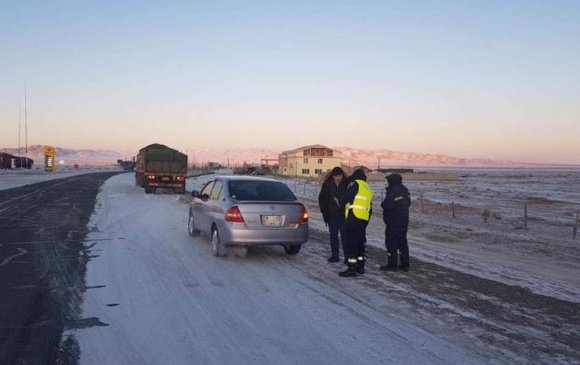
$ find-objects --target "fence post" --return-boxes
[294,180,297,192]
[420,191,424,213]
[524,199,528,231]
[573,208,579,240]
[303,182,306,194]
[452,201,455,218]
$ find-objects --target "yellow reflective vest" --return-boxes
[345,180,373,221]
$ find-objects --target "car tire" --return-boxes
[188,214,200,237]
[284,244,301,255]
[232,246,248,258]
[211,228,226,257]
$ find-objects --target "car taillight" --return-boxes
[176,176,185,181]
[225,206,244,223]
[147,175,156,179]
[298,205,309,224]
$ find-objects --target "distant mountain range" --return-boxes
[0,144,552,168]
[0,145,126,165]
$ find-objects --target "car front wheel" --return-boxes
[284,244,301,255]
[188,214,200,237]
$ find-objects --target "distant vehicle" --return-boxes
[117,158,136,171]
[188,176,309,257]
[135,143,188,194]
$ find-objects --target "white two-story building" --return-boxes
[278,145,342,178]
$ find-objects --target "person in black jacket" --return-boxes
[380,173,411,272]
[318,167,348,263]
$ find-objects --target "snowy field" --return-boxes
[71,173,483,365]
[188,169,580,303]
[0,168,119,191]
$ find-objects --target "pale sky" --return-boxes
[1,0,579,164]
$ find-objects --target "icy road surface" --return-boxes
[72,173,482,365]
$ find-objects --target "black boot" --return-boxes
[380,265,398,272]
[356,257,365,275]
[339,266,357,277]
[339,259,358,277]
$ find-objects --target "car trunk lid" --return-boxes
[235,202,304,229]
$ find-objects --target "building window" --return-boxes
[302,169,310,175]
[318,158,323,164]
[303,158,309,164]
[315,169,323,175]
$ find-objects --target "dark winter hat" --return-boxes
[331,167,345,176]
[386,173,403,186]
[351,168,367,181]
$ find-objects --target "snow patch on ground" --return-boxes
[187,170,580,303]
[71,173,485,365]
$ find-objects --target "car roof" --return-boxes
[215,175,282,183]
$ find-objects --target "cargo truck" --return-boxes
[135,143,188,194]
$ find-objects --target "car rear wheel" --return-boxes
[284,244,301,255]
[211,228,226,257]
[188,214,200,237]
[232,246,248,258]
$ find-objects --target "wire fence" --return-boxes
[289,179,580,241]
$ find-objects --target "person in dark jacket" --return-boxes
[380,173,411,271]
[318,167,348,263]
[339,169,373,277]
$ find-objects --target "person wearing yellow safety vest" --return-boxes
[338,168,373,277]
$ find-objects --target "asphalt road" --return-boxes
[0,172,119,364]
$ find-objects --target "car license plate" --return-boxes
[162,177,170,181]
[262,215,281,227]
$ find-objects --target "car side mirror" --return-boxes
[191,190,200,198]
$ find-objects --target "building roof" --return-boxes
[280,144,340,155]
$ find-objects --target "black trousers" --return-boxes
[344,220,367,263]
[327,216,346,258]
[385,227,409,268]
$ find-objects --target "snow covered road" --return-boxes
[71,173,483,365]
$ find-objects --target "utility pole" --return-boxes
[18,104,21,157]
[24,81,28,159]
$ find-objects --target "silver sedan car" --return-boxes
[187,176,309,257]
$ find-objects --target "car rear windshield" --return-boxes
[228,180,297,202]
